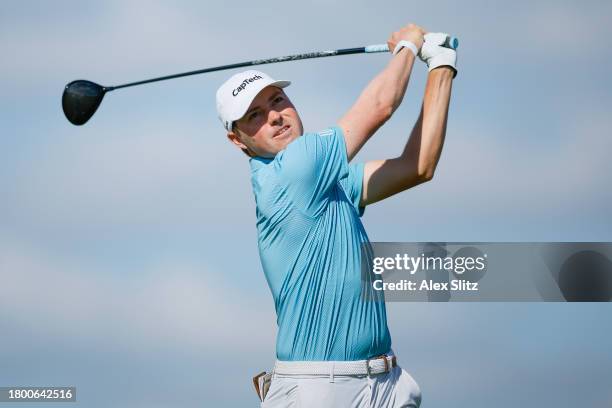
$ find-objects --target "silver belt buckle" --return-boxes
[366,354,389,376]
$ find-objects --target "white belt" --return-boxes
[273,354,397,377]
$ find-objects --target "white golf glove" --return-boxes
[419,32,457,77]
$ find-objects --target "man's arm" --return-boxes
[360,67,454,206]
[338,24,425,161]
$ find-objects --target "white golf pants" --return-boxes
[260,365,421,408]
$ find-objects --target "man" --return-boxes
[215,24,456,407]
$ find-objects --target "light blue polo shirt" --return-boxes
[249,126,391,361]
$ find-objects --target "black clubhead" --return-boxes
[62,80,106,125]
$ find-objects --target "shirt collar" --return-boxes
[249,156,273,171]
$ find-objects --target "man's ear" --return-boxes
[227,131,247,150]
[227,131,252,157]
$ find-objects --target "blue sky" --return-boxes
[1,0,611,406]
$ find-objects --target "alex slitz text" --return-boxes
[372,279,479,292]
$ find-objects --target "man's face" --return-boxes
[227,86,303,158]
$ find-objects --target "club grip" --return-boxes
[443,36,459,49]
[365,35,459,54]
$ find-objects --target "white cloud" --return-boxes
[3,0,610,94]
[7,117,255,232]
[0,236,275,355]
[0,0,227,89]
[366,107,612,218]
[518,1,612,57]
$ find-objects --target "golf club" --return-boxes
[62,37,458,126]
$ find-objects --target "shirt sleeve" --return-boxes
[277,126,349,216]
[339,162,366,217]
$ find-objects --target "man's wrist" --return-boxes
[428,66,455,79]
[393,40,419,57]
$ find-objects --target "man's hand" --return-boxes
[387,24,427,56]
[418,33,458,76]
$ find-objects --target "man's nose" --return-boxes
[268,109,282,125]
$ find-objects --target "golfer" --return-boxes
[215,24,456,407]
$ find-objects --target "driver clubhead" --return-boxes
[62,80,106,125]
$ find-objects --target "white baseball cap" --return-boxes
[216,70,291,132]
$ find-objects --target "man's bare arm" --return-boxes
[360,67,454,206]
[338,24,425,161]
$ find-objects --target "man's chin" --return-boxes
[285,132,301,145]
[276,134,299,150]
[257,134,301,158]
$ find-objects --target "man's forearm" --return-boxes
[339,51,416,161]
[338,24,425,161]
[359,50,416,117]
[402,67,453,179]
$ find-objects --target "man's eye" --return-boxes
[273,96,284,103]
[249,111,260,120]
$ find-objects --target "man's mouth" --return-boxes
[274,125,291,138]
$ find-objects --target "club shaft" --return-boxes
[107,47,370,92]
[106,36,458,92]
